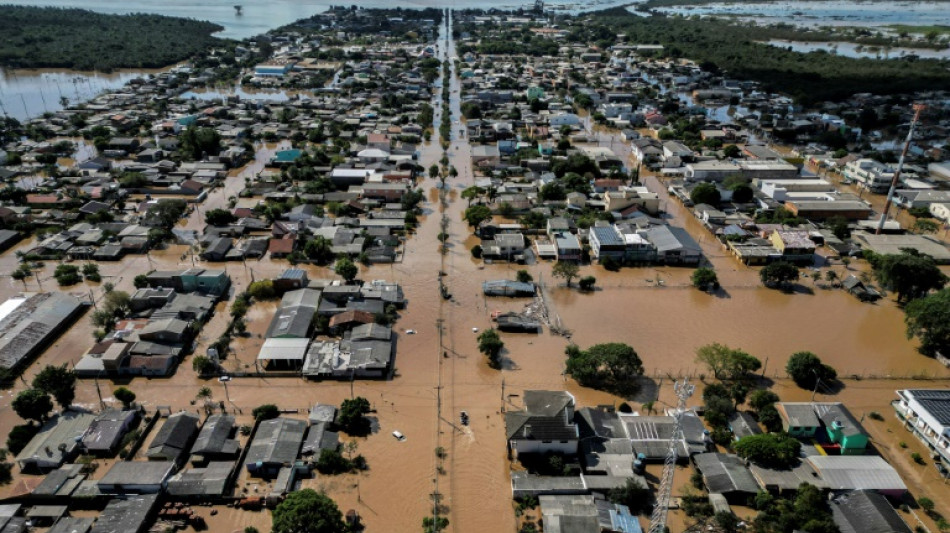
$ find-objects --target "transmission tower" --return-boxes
[648,379,695,533]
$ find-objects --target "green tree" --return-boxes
[252,404,280,421]
[247,280,276,300]
[905,288,950,354]
[690,183,721,206]
[722,144,741,158]
[463,205,492,227]
[82,263,101,282]
[478,329,504,368]
[334,257,358,283]
[760,261,799,289]
[552,261,579,287]
[565,343,643,394]
[461,186,484,206]
[730,184,754,203]
[32,364,76,408]
[180,126,222,160]
[786,351,837,389]
[869,251,947,303]
[691,267,718,290]
[539,182,566,201]
[113,387,136,409]
[54,264,81,286]
[578,276,596,291]
[339,397,371,434]
[204,208,236,226]
[271,489,346,533]
[695,343,761,381]
[12,389,53,422]
[192,355,216,375]
[516,270,533,283]
[428,164,439,179]
[316,447,353,475]
[304,236,334,264]
[828,216,850,240]
[7,424,39,455]
[734,433,801,468]
[748,390,780,412]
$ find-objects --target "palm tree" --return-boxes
[825,270,839,287]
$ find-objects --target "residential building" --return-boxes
[643,225,702,265]
[775,402,821,437]
[589,225,626,263]
[844,159,894,194]
[815,403,869,454]
[146,411,200,464]
[894,389,950,471]
[98,462,175,494]
[769,230,816,264]
[693,453,760,504]
[505,391,579,458]
[16,411,97,471]
[0,293,86,374]
[830,490,912,533]
[245,417,307,478]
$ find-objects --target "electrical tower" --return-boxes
[648,379,695,533]
[534,0,544,14]
[876,103,926,234]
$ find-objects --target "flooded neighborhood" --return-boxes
[1,3,950,533]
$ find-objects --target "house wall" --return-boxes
[510,439,577,457]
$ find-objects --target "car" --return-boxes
[392,431,406,441]
[218,375,231,382]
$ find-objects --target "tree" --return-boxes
[7,424,39,455]
[870,251,947,303]
[147,199,187,229]
[461,186,484,206]
[730,184,753,203]
[192,355,216,375]
[786,351,837,389]
[760,261,799,289]
[32,364,76,408]
[695,343,761,381]
[339,397,371,434]
[552,261,579,287]
[722,144,741,158]
[180,126,221,160]
[252,404,280,421]
[748,390,780,412]
[82,263,101,282]
[113,387,136,409]
[304,236,334,264]
[429,164,439,179]
[12,389,53,422]
[271,489,346,533]
[828,216,850,240]
[334,257,358,283]
[905,288,950,354]
[565,343,643,394]
[578,276,596,291]
[516,270,533,283]
[54,264,81,286]
[608,478,652,514]
[316,447,353,475]
[690,183,720,206]
[204,208,236,226]
[539,182,566,201]
[463,205,492,227]
[478,329,504,368]
[734,433,801,468]
[691,267,719,291]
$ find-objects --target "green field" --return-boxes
[887,24,950,35]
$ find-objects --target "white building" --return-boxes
[843,159,894,194]
[505,391,579,457]
[895,389,950,471]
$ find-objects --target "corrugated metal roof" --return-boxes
[808,456,906,492]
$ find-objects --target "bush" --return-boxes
[760,261,799,289]
[113,387,136,408]
[247,280,276,300]
[516,270,533,283]
[192,355,216,375]
[691,267,719,290]
[315,448,353,475]
[478,329,504,368]
[252,404,280,421]
[54,264,81,286]
[690,183,721,206]
[911,452,925,465]
[470,245,482,258]
[578,276,596,291]
[601,256,620,271]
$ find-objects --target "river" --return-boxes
[763,39,950,59]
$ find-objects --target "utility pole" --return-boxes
[501,377,506,413]
[649,379,694,533]
[877,103,926,234]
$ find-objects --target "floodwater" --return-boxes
[763,39,950,59]
[645,0,950,29]
[0,67,168,121]
[181,85,297,102]
[1,12,950,533]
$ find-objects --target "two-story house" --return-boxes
[505,391,579,459]
[895,389,950,472]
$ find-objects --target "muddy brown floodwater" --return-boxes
[1,14,949,533]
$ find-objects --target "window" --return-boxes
[790,426,798,432]
[542,440,552,444]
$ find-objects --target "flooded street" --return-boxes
[1,9,949,533]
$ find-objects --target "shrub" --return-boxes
[578,276,596,291]
[252,404,280,421]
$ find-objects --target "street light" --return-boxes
[811,368,822,401]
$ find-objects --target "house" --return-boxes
[201,237,232,261]
[505,391,579,458]
[273,269,309,293]
[842,275,881,302]
[784,200,873,221]
[643,225,702,265]
[257,338,310,370]
[693,453,760,504]
[89,494,159,533]
[829,490,912,533]
[245,418,307,478]
[769,230,815,264]
[894,389,950,472]
[775,402,821,437]
[97,461,175,494]
[844,159,894,194]
[589,226,625,263]
[16,411,96,471]
[471,145,501,167]
[728,411,762,440]
[146,411,200,463]
[816,403,869,455]
[807,456,906,497]
[189,414,239,463]
[82,410,137,454]
[166,461,233,498]
[482,233,525,261]
[554,232,582,261]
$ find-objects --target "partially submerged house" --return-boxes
[505,391,579,458]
